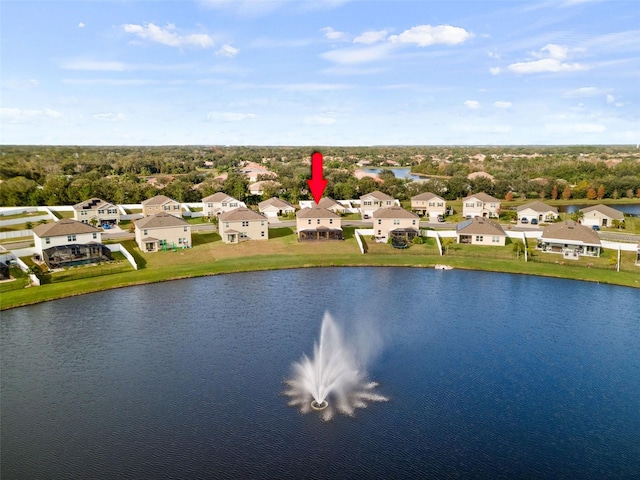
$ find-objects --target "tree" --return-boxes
[597,184,605,200]
[551,185,558,200]
[504,191,514,201]
[586,188,597,200]
[562,185,571,200]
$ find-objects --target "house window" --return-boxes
[261,231,265,237]
[261,221,265,226]
[164,205,170,211]
[317,219,321,224]
[475,235,483,242]
[230,202,237,207]
[240,232,247,239]
[364,201,372,206]
[222,202,227,207]
[178,238,183,244]
[393,219,400,225]
[144,229,148,235]
[98,209,105,214]
[437,202,443,207]
[429,202,435,207]
[242,221,249,227]
[67,234,76,242]
[174,205,180,210]
[45,237,50,244]
[492,236,500,243]
[465,203,473,207]
[308,219,312,225]
[93,233,97,239]
[412,220,416,225]
[184,226,188,232]
[329,219,333,224]
[207,203,213,208]
[378,219,382,225]
[81,211,87,216]
[225,222,230,228]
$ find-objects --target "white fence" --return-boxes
[354,229,374,254]
[0,229,32,240]
[106,243,138,270]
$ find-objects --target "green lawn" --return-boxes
[2,227,638,310]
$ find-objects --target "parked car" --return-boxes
[437,215,445,222]
[592,225,600,231]
[521,218,528,224]
[531,218,538,225]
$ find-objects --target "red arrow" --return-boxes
[307,151,328,204]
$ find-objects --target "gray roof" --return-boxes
[316,197,343,209]
[456,217,506,236]
[135,213,190,229]
[218,207,266,222]
[411,192,445,202]
[33,219,101,237]
[142,195,177,206]
[296,207,340,219]
[202,192,236,203]
[73,198,115,211]
[360,190,393,201]
[580,204,624,220]
[517,201,558,213]
[463,192,500,203]
[541,221,601,245]
[258,197,295,210]
[373,206,419,219]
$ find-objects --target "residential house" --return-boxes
[372,206,420,242]
[32,219,110,268]
[296,207,343,241]
[249,180,281,196]
[141,195,182,218]
[218,207,268,244]
[73,198,120,226]
[134,212,192,253]
[258,197,296,217]
[315,197,347,214]
[516,201,558,225]
[636,243,640,266]
[462,192,501,218]
[202,192,245,217]
[360,191,396,219]
[240,162,276,182]
[456,217,506,246]
[537,220,601,259]
[580,204,625,228]
[410,192,446,220]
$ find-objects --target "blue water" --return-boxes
[361,167,428,182]
[560,203,640,216]
[2,268,639,479]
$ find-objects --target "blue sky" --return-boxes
[1,0,638,145]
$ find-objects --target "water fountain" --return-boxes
[284,312,387,421]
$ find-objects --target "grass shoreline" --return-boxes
[1,251,638,311]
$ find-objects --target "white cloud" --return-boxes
[489,67,502,75]
[270,83,351,92]
[493,101,512,108]
[0,107,63,124]
[78,22,85,28]
[464,100,480,109]
[354,29,389,44]
[216,44,239,57]
[388,25,473,47]
[207,111,256,122]
[63,78,156,86]
[507,43,587,74]
[564,87,606,97]
[122,23,214,48]
[320,43,392,64]
[321,27,348,42]
[3,78,40,89]
[303,115,337,126]
[93,113,126,122]
[606,94,615,104]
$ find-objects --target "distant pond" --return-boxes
[2,268,639,479]
[360,167,429,182]
[559,203,640,216]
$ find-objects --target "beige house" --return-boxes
[135,213,192,252]
[218,207,268,244]
[32,219,103,258]
[372,206,419,242]
[456,217,506,246]
[316,197,347,214]
[73,198,120,226]
[538,220,601,259]
[580,204,625,228]
[258,197,296,217]
[462,192,501,218]
[516,201,558,225]
[202,193,245,217]
[410,192,446,220]
[141,195,182,218]
[249,180,280,196]
[360,191,396,219]
[296,207,343,241]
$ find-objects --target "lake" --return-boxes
[559,203,640,216]
[2,268,639,479]
[360,167,428,182]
